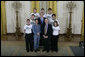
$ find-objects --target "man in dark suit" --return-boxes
[42,18,53,52]
[38,12,46,46]
[38,12,46,25]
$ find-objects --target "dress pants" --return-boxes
[43,38,51,52]
[51,35,59,51]
[25,33,34,52]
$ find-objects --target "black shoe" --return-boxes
[55,50,58,52]
[30,50,33,52]
[42,49,45,52]
[37,48,40,51]
[34,50,37,52]
[27,50,29,52]
[47,50,49,53]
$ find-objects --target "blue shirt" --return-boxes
[41,17,43,24]
[32,24,41,35]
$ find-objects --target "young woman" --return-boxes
[51,21,60,52]
[24,19,33,52]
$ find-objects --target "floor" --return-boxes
[1,41,79,56]
[1,34,82,56]
[1,34,81,42]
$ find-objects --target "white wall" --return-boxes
[5,1,31,33]
[5,1,83,34]
[57,1,83,34]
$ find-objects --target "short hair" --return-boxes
[31,14,35,17]
[26,19,30,21]
[44,18,48,20]
[48,8,52,10]
[53,21,59,26]
[52,14,56,17]
[41,8,45,10]
[33,8,37,10]
[35,18,38,21]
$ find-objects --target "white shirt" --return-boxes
[31,13,40,18]
[52,26,60,36]
[30,19,35,25]
[24,24,32,34]
[46,14,53,23]
[43,13,47,18]
[51,19,59,25]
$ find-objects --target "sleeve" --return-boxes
[58,26,60,31]
[24,25,26,30]
[32,25,36,34]
[43,14,47,18]
[39,25,41,33]
[37,13,40,17]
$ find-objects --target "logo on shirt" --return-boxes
[26,27,31,29]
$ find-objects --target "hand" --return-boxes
[45,36,48,38]
[43,35,48,38]
[43,35,45,38]
[37,33,40,36]
[24,34,25,38]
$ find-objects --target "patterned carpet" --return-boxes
[1,46,75,56]
[1,41,81,56]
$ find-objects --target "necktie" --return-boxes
[44,24,47,34]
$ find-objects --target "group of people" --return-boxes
[24,8,60,53]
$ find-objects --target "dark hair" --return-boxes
[31,14,35,17]
[26,19,30,21]
[35,18,38,21]
[53,21,59,26]
[52,14,56,17]
[48,8,52,10]
[44,18,48,20]
[33,8,37,10]
[41,8,45,10]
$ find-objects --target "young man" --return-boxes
[40,8,47,18]
[38,12,45,25]
[24,19,33,52]
[46,8,53,24]
[30,14,35,25]
[32,19,41,52]
[31,8,40,19]
[52,21,60,52]
[51,14,59,25]
[42,18,53,52]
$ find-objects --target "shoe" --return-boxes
[27,50,29,52]
[37,48,40,51]
[42,49,45,52]
[34,50,37,52]
[55,50,58,52]
[30,50,33,52]
[47,50,49,53]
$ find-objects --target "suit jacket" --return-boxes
[38,17,46,25]
[42,24,53,39]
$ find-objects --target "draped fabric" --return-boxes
[31,1,40,13]
[48,1,57,16]
[1,1,7,35]
[31,1,57,16]
[81,2,84,41]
